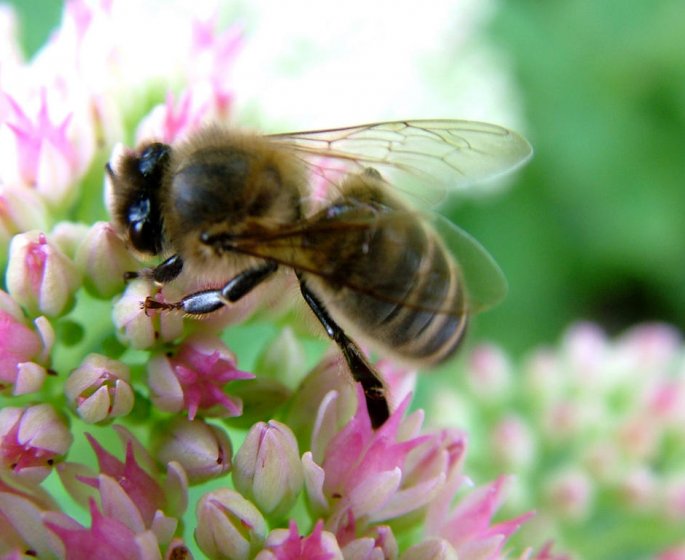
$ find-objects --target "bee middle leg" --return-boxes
[143,260,278,315]
[298,277,390,429]
[125,254,185,284]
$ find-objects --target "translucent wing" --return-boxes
[428,213,507,312]
[268,119,532,205]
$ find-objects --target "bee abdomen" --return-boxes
[332,218,467,366]
[374,224,466,364]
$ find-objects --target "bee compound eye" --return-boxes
[127,197,151,223]
[138,143,170,177]
[128,219,161,255]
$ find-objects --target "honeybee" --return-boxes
[106,120,531,428]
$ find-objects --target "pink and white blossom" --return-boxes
[6,230,81,318]
[64,353,134,424]
[0,289,53,395]
[232,420,303,519]
[0,404,72,484]
[148,334,253,420]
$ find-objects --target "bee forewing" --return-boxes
[269,119,532,206]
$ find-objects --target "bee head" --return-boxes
[106,142,170,255]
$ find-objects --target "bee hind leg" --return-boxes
[298,277,390,429]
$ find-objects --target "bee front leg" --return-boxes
[125,254,185,284]
[298,278,390,429]
[143,261,278,315]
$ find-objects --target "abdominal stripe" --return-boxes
[374,222,465,362]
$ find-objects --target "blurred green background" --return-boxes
[8,0,685,356]
[464,0,685,353]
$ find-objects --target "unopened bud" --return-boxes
[0,404,72,483]
[64,353,133,423]
[232,420,303,519]
[153,417,232,484]
[6,230,80,317]
[343,525,397,560]
[75,221,139,298]
[195,488,266,560]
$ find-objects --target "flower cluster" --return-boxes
[432,323,685,558]
[0,1,560,559]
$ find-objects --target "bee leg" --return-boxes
[298,278,390,429]
[125,254,184,284]
[143,261,278,315]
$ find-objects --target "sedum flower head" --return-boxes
[0,289,53,395]
[256,520,343,560]
[431,322,685,557]
[6,230,81,318]
[65,353,134,423]
[233,420,304,519]
[0,1,571,558]
[152,416,233,485]
[0,404,72,484]
[44,498,161,560]
[148,334,254,420]
[195,488,267,560]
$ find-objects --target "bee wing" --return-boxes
[206,210,506,316]
[427,212,507,312]
[269,119,532,205]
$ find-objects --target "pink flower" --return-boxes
[135,90,209,145]
[0,471,63,557]
[57,427,188,549]
[256,520,343,560]
[75,221,140,299]
[195,488,267,560]
[64,353,134,423]
[467,344,513,402]
[6,230,81,317]
[233,420,304,518]
[133,22,243,144]
[342,525,397,560]
[0,404,72,483]
[0,186,49,258]
[152,416,233,485]
[490,414,535,471]
[45,498,161,560]
[286,352,359,444]
[1,92,82,206]
[658,543,685,560]
[79,434,169,527]
[0,289,53,394]
[304,386,445,543]
[426,475,532,559]
[148,334,254,420]
[188,17,242,116]
[112,280,184,349]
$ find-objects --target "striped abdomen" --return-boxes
[304,173,467,365]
